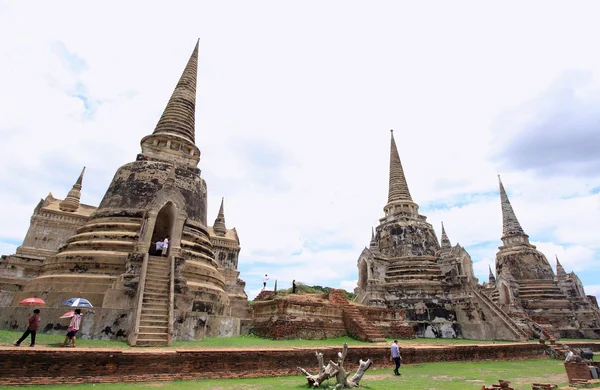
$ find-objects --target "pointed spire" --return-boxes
[213,197,227,236]
[152,40,199,144]
[556,255,567,279]
[440,222,452,249]
[387,130,413,203]
[165,165,176,186]
[488,265,496,284]
[498,175,527,240]
[369,227,379,252]
[59,167,85,212]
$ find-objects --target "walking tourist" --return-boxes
[390,339,402,376]
[292,279,297,294]
[60,309,82,347]
[14,309,41,347]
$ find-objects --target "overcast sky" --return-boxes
[1,1,599,301]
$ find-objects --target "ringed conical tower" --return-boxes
[17,41,247,345]
[492,177,600,338]
[356,130,483,339]
[495,176,554,281]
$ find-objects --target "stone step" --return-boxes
[140,307,169,315]
[144,288,169,295]
[147,260,169,266]
[143,297,168,305]
[136,339,169,347]
[145,271,170,279]
[140,319,169,327]
[144,284,168,292]
[139,325,169,333]
[144,279,168,286]
[147,265,170,272]
[143,291,168,298]
[140,316,169,324]
[137,332,168,341]
[142,302,168,310]
[145,279,169,286]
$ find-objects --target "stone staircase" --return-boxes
[470,287,530,341]
[329,290,385,342]
[136,255,171,347]
[518,280,569,300]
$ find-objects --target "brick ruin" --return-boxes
[252,289,414,341]
[354,130,600,340]
[0,41,251,345]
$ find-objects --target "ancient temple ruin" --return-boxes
[488,177,600,339]
[354,130,600,340]
[0,41,250,345]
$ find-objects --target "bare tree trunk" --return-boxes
[298,343,373,388]
[348,359,373,387]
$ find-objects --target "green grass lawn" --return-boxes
[0,358,573,390]
[1,329,598,350]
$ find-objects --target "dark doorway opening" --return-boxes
[358,260,368,290]
[149,202,176,256]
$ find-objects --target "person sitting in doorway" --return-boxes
[155,240,164,254]
[161,237,169,256]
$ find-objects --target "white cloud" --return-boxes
[340,280,358,293]
[584,285,600,304]
[532,242,597,273]
[1,1,600,302]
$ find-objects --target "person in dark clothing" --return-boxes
[292,280,297,294]
[14,309,41,347]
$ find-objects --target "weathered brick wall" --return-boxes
[563,362,591,382]
[252,298,346,339]
[2,343,597,386]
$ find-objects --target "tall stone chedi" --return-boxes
[491,177,600,338]
[355,131,527,340]
[10,41,250,345]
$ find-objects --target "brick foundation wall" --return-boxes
[3,343,598,386]
[564,362,591,382]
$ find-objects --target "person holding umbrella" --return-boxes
[60,309,82,348]
[14,309,41,347]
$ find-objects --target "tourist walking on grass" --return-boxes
[14,309,41,347]
[60,309,82,347]
[390,339,402,376]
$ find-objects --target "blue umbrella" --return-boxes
[62,297,93,308]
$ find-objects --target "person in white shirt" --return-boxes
[161,237,169,256]
[390,340,402,376]
[565,348,577,362]
[263,274,269,290]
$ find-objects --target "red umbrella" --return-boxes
[19,297,46,307]
[59,311,75,319]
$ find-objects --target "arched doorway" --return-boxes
[358,259,368,290]
[149,202,176,256]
